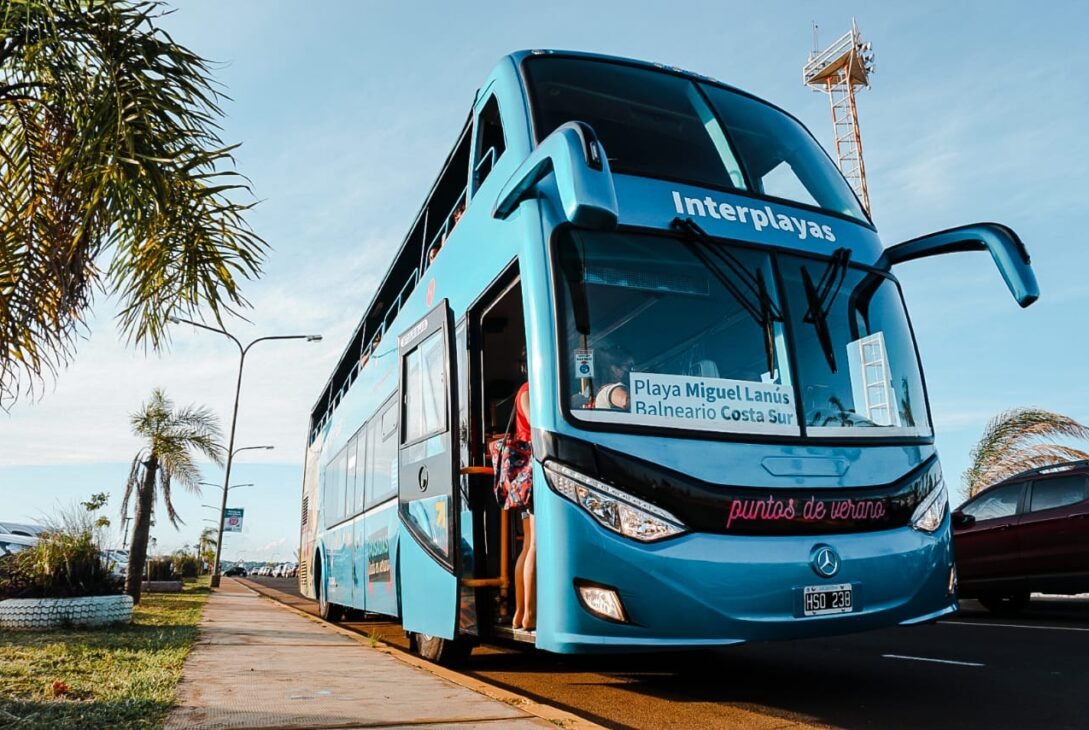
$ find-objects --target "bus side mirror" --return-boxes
[493,121,618,230]
[879,223,1039,308]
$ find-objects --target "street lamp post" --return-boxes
[209,444,271,586]
[171,316,321,587]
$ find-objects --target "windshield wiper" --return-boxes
[800,247,851,373]
[672,218,783,375]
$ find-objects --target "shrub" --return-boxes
[172,553,200,579]
[146,558,175,581]
[0,529,121,599]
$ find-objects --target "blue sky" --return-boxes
[2,1,1087,561]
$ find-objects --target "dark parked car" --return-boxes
[953,460,1089,614]
[224,565,247,577]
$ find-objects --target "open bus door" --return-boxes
[396,300,470,663]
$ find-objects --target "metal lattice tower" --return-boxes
[803,21,875,214]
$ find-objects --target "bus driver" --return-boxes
[594,345,634,411]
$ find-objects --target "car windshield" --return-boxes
[523,56,868,223]
[553,229,931,439]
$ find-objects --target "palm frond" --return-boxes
[120,449,145,520]
[964,408,1089,496]
[0,0,265,404]
[159,468,184,528]
[154,436,201,490]
[170,402,224,465]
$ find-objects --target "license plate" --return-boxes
[802,583,854,616]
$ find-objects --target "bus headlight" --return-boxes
[544,463,686,542]
[910,465,948,533]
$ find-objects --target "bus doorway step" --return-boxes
[491,624,537,644]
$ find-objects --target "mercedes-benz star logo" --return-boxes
[811,546,840,578]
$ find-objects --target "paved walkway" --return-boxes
[166,579,551,729]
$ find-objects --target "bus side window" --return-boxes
[367,400,399,508]
[324,447,348,527]
[474,95,505,188]
[346,433,359,519]
[354,427,367,515]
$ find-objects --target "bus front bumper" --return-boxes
[536,495,957,654]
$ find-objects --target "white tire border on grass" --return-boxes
[0,594,134,630]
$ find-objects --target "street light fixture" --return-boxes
[171,315,320,587]
[199,481,255,491]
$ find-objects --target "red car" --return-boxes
[953,460,1089,614]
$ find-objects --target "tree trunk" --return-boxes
[125,455,158,604]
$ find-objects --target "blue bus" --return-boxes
[299,50,1038,664]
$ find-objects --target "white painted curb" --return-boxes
[0,594,134,630]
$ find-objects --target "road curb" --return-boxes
[232,578,603,729]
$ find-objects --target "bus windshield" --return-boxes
[524,56,868,223]
[554,229,931,439]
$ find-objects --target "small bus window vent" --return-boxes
[301,496,309,526]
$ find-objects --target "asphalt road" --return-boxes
[242,576,1089,729]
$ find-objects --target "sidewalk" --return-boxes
[165,579,552,729]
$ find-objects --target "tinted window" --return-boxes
[701,85,866,221]
[554,228,798,437]
[404,330,447,442]
[323,448,348,527]
[962,482,1024,521]
[552,229,931,440]
[524,57,867,222]
[368,402,398,508]
[475,95,506,187]
[353,430,367,514]
[1029,475,1087,513]
[525,57,744,191]
[346,434,359,517]
[778,260,930,437]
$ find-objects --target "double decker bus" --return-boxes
[299,50,1038,663]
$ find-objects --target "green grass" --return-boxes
[0,577,210,729]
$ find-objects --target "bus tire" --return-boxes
[316,559,343,623]
[412,632,473,667]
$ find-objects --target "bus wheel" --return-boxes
[412,632,473,667]
[317,572,343,622]
[978,591,1030,616]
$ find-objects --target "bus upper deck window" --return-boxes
[524,58,739,192]
[700,84,868,222]
[475,95,506,187]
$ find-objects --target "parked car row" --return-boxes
[252,562,298,578]
[1,522,130,580]
[0,532,37,557]
[103,549,129,579]
[0,522,41,558]
[953,459,1089,614]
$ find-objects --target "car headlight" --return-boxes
[544,462,686,542]
[910,463,947,533]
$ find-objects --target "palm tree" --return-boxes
[122,388,222,603]
[0,1,265,404]
[198,526,218,572]
[963,408,1089,497]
